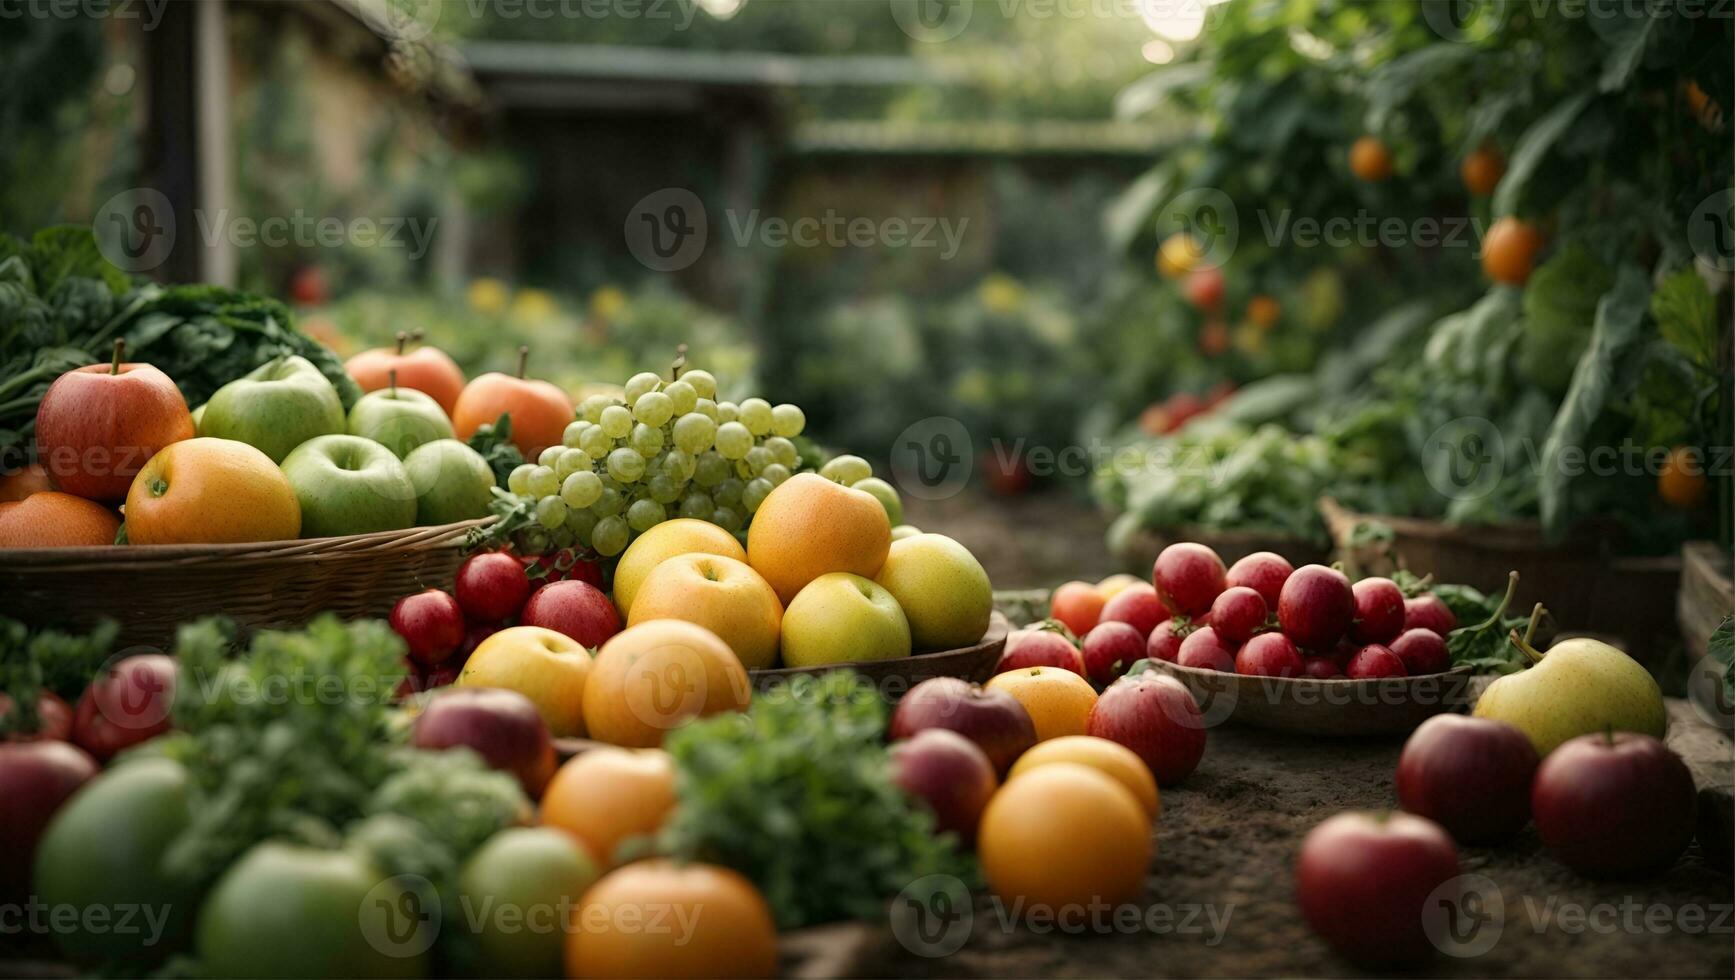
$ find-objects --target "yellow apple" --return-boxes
[780,572,910,668]
[873,533,992,650]
[1096,574,1143,600]
[626,553,783,670]
[612,518,748,617]
[458,626,592,737]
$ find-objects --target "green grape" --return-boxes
[526,465,560,498]
[507,463,536,495]
[561,470,603,508]
[661,449,697,483]
[715,477,744,507]
[549,526,575,550]
[682,369,717,400]
[607,447,647,483]
[646,473,682,504]
[715,401,739,423]
[556,448,592,480]
[627,498,665,532]
[694,451,729,487]
[566,506,598,544]
[517,527,551,555]
[592,515,630,556]
[535,494,568,528]
[633,391,675,427]
[694,398,719,420]
[579,394,613,424]
[710,506,742,532]
[771,403,806,438]
[538,445,563,468]
[738,398,773,436]
[715,421,752,460]
[664,379,698,415]
[679,491,713,519]
[578,425,613,458]
[592,486,624,517]
[624,371,663,403]
[734,459,755,481]
[562,420,591,448]
[673,412,717,453]
[742,478,773,513]
[600,405,633,438]
[819,454,872,486]
[762,436,798,468]
[629,422,664,455]
[761,462,792,486]
[743,445,774,476]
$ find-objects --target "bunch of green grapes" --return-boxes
[505,369,809,558]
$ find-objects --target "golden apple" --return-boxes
[459,626,592,737]
[612,518,747,618]
[873,533,992,650]
[627,554,783,670]
[780,573,910,668]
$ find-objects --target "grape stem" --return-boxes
[670,343,688,381]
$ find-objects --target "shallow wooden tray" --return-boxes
[1140,659,1474,737]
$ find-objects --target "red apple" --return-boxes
[1403,595,1457,637]
[1080,621,1146,684]
[1176,625,1235,671]
[1152,543,1226,616]
[1099,583,1166,639]
[390,589,467,665]
[1236,632,1302,677]
[0,691,74,742]
[1389,628,1450,675]
[0,740,98,899]
[1301,656,1341,679]
[520,580,620,648]
[1295,811,1461,966]
[345,331,466,415]
[1146,619,1186,662]
[996,628,1086,677]
[72,654,177,761]
[889,728,998,844]
[1209,586,1267,644]
[34,345,195,502]
[1531,731,1697,878]
[889,677,1037,775]
[1396,715,1538,844]
[425,659,464,689]
[456,552,533,623]
[1345,644,1406,679]
[1087,673,1207,785]
[1350,577,1405,644]
[1225,551,1293,607]
[1278,565,1355,651]
[1184,266,1225,312]
[412,686,557,797]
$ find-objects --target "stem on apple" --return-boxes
[394,331,408,357]
[1472,571,1520,632]
[516,346,529,380]
[1522,601,1546,646]
[110,339,125,375]
[1507,629,1544,665]
[389,368,398,399]
[411,328,425,348]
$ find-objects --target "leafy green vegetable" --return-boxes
[1518,246,1613,394]
[1492,92,1593,218]
[0,616,117,735]
[656,670,972,929]
[1446,571,1531,674]
[466,412,526,487]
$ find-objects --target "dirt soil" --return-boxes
[904,489,1118,589]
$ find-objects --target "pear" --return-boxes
[1473,635,1667,756]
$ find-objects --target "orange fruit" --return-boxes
[1349,136,1394,182]
[1246,294,1282,329]
[746,473,891,605]
[1008,736,1161,820]
[540,748,676,867]
[1659,446,1708,509]
[0,491,120,548]
[0,463,55,502]
[123,438,300,545]
[978,762,1151,911]
[1155,233,1202,279]
[451,352,574,458]
[566,860,778,979]
[1048,580,1105,636]
[612,518,750,618]
[1481,217,1544,285]
[1460,144,1506,197]
[582,620,751,747]
[985,666,1098,743]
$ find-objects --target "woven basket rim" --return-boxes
[0,516,495,571]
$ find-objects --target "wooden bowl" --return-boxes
[1139,659,1474,737]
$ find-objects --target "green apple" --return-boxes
[458,827,598,979]
[280,434,416,538]
[890,523,923,541]
[190,403,206,432]
[1473,636,1667,756]
[852,477,903,525]
[780,572,910,667]
[873,533,991,650]
[404,439,496,526]
[348,386,454,459]
[199,355,345,462]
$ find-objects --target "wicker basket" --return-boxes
[0,518,493,649]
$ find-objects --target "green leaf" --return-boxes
[1650,267,1718,370]
[1537,265,1651,536]
[1102,165,1172,255]
[1493,93,1593,217]
[1595,8,1656,93]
